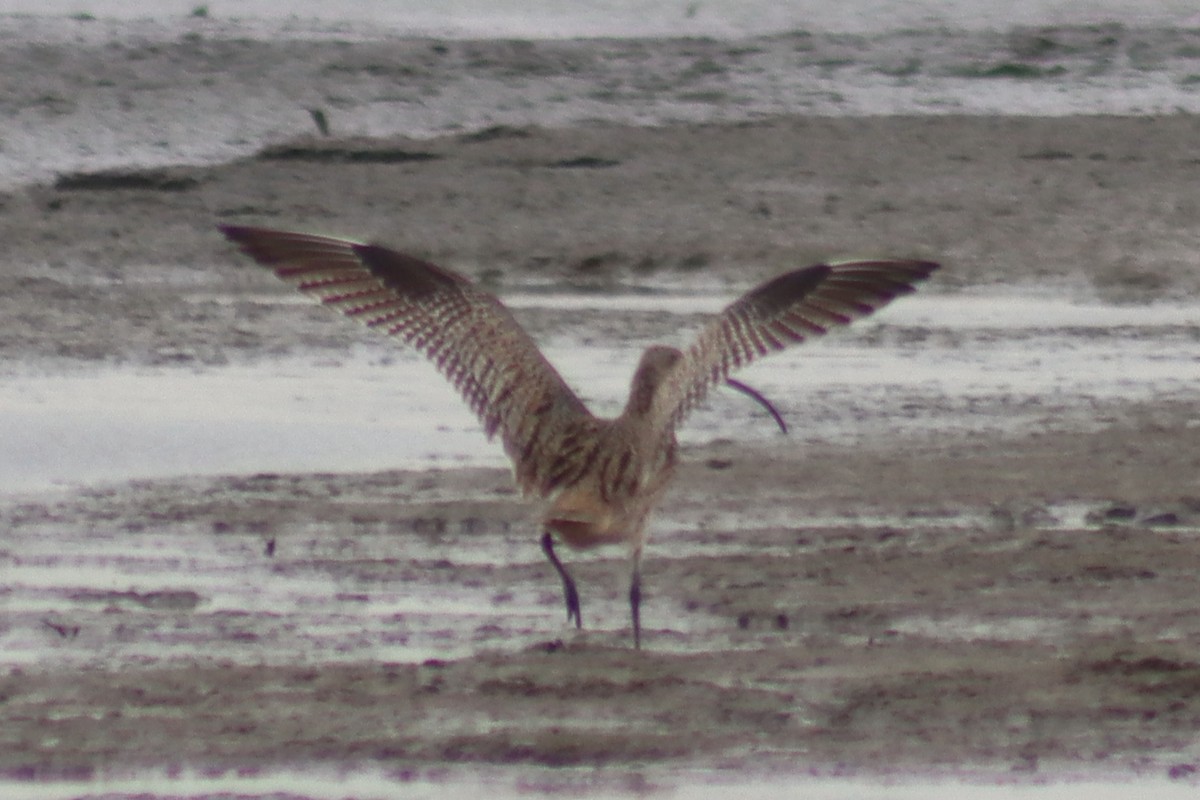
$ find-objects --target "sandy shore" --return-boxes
[3,112,1200,788]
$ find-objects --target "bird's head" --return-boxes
[625,346,683,417]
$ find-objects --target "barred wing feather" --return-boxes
[653,259,938,430]
[218,225,593,496]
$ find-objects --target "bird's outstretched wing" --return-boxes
[219,225,594,496]
[650,259,938,431]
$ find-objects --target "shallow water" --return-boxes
[6,768,1200,800]
[3,0,1197,37]
[2,293,1197,494]
[3,507,550,667]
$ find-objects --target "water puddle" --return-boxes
[4,767,1198,800]
[1,294,1197,495]
[0,458,1191,672]
[2,518,552,668]
[888,613,1125,645]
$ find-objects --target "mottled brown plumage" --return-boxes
[220,224,938,647]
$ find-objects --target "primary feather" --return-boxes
[652,259,938,431]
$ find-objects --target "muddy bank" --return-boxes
[2,107,1200,788]
[4,400,1200,780]
[2,115,1200,370]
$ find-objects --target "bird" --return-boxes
[219,224,937,648]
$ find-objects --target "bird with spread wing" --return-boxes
[220,224,937,648]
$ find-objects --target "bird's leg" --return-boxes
[629,548,643,650]
[541,531,582,629]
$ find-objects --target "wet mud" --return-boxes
[2,112,1200,789]
[5,404,1200,781]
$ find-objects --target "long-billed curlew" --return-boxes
[220,225,937,648]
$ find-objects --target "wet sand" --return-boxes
[3,111,1200,790]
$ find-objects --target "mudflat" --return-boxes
[3,113,1200,785]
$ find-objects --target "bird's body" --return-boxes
[220,224,937,647]
[537,346,681,547]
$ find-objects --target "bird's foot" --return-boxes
[564,579,582,629]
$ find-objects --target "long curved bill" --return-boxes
[725,378,788,434]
